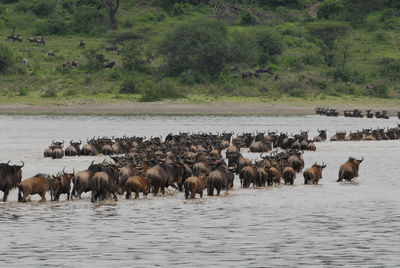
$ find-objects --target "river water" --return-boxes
[0,115,399,267]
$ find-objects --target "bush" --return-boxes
[228,31,260,67]
[317,0,344,20]
[0,43,13,73]
[83,49,107,72]
[119,77,139,94]
[29,0,56,17]
[35,17,69,35]
[41,88,57,98]
[240,10,259,25]
[252,28,284,65]
[121,40,145,72]
[140,81,185,102]
[380,57,400,81]
[71,5,106,34]
[159,18,229,80]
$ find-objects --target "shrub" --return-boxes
[252,28,284,65]
[159,18,229,80]
[35,17,69,35]
[228,31,260,67]
[0,43,13,73]
[317,0,344,20]
[119,77,139,94]
[380,57,400,81]
[29,0,56,17]
[71,5,106,34]
[121,40,145,72]
[83,49,107,72]
[140,81,185,102]
[240,10,259,25]
[41,89,57,98]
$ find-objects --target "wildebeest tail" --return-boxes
[17,184,23,202]
[207,177,214,196]
[184,180,191,199]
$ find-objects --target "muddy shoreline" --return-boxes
[0,102,398,116]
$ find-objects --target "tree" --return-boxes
[159,18,229,80]
[307,21,350,66]
[317,0,344,20]
[0,43,13,72]
[102,0,119,30]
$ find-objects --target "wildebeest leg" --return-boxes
[304,178,308,184]
[22,192,29,202]
[125,189,131,199]
[190,190,195,199]
[336,177,343,182]
[153,185,160,196]
[200,191,203,198]
[134,190,139,199]
[67,192,70,200]
[111,191,118,201]
[40,192,46,202]
[3,189,9,202]
[216,188,221,196]
[160,186,165,195]
[55,193,60,201]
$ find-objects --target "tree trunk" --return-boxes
[103,0,120,30]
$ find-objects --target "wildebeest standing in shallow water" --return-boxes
[0,161,24,201]
[337,157,364,182]
[50,168,74,201]
[18,174,51,202]
[303,162,326,184]
[207,160,234,196]
[184,175,207,199]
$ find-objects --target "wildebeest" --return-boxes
[50,168,74,201]
[105,61,115,69]
[90,166,118,202]
[79,40,85,48]
[71,161,103,198]
[184,175,207,199]
[255,166,268,187]
[65,140,81,156]
[125,174,150,199]
[337,157,363,182]
[48,51,55,57]
[303,162,327,184]
[207,161,234,196]
[313,129,327,142]
[239,165,256,188]
[71,60,78,68]
[0,161,24,201]
[145,158,183,195]
[282,166,296,185]
[106,43,118,53]
[21,58,28,64]
[18,174,51,202]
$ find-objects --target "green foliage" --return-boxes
[380,57,400,81]
[253,28,284,65]
[0,43,13,73]
[171,3,193,16]
[35,17,69,35]
[317,0,344,19]
[70,4,106,34]
[240,10,259,25]
[257,0,308,8]
[119,77,139,94]
[307,21,350,66]
[228,31,260,67]
[159,18,229,80]
[41,88,57,98]
[121,40,145,72]
[83,49,107,72]
[28,0,56,17]
[140,80,185,102]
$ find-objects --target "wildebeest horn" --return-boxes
[20,160,24,167]
[52,139,55,145]
[62,167,65,174]
[360,157,364,163]
[70,140,73,144]
[73,168,75,175]
[79,140,82,145]
[6,160,10,165]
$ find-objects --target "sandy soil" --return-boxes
[0,101,397,116]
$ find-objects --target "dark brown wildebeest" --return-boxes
[71,161,103,198]
[287,151,304,172]
[240,165,256,188]
[48,51,55,57]
[303,162,327,184]
[50,168,74,201]
[250,139,272,152]
[337,157,363,182]
[18,174,51,202]
[307,141,316,151]
[36,36,45,45]
[125,174,150,199]
[313,129,327,142]
[65,140,81,156]
[71,60,78,68]
[267,166,282,186]
[207,161,234,196]
[104,61,115,69]
[28,37,37,43]
[330,131,346,141]
[283,166,296,185]
[79,40,85,48]
[106,43,118,53]
[0,161,24,201]
[62,62,70,68]
[145,158,183,196]
[90,166,118,202]
[255,166,268,187]
[184,175,207,199]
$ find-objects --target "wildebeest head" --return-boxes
[50,176,62,200]
[348,156,364,168]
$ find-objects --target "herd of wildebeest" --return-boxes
[0,128,369,203]
[315,107,398,119]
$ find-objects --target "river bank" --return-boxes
[0,95,399,115]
